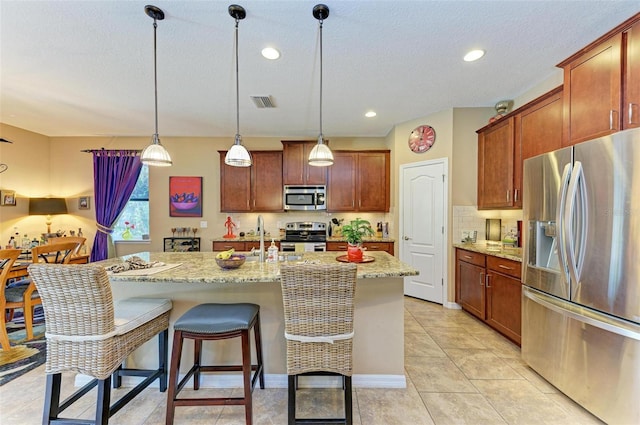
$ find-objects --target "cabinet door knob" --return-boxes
[609,110,619,130]
[479,272,485,286]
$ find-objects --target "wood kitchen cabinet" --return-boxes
[485,255,522,345]
[326,241,394,255]
[327,150,390,212]
[456,249,486,319]
[477,117,517,209]
[517,86,564,163]
[456,248,522,345]
[624,19,640,129]
[282,141,327,185]
[558,13,640,144]
[213,241,280,251]
[477,86,563,210]
[219,151,283,212]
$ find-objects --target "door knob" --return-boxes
[404,236,412,240]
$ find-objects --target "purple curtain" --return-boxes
[90,150,142,262]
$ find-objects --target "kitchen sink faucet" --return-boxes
[257,215,265,262]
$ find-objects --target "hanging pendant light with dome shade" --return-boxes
[141,5,172,167]
[308,4,333,167]
[224,4,252,167]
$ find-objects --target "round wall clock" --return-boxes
[408,125,436,153]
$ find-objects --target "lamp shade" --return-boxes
[141,135,172,167]
[308,138,334,166]
[29,198,68,215]
[225,135,252,167]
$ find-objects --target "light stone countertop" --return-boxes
[96,251,417,284]
[453,242,522,262]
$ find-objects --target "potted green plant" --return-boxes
[341,218,374,261]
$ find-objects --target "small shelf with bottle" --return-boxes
[164,237,200,252]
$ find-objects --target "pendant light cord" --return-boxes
[319,17,324,140]
[153,19,159,139]
[235,17,240,139]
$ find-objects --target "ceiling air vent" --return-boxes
[250,96,276,108]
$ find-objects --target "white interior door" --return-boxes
[400,159,447,303]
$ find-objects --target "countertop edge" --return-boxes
[453,243,522,262]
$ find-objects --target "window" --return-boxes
[113,166,149,240]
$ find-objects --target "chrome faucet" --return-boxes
[257,215,265,262]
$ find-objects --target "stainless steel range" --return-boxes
[280,222,327,252]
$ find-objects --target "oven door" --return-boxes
[281,242,326,252]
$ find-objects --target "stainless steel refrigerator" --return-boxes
[522,127,640,425]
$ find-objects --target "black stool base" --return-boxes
[288,372,353,425]
[42,329,169,425]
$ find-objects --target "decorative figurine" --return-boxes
[223,216,237,239]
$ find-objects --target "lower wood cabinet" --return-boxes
[326,241,394,255]
[456,248,522,345]
[212,241,280,252]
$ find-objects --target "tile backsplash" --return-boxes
[453,206,522,244]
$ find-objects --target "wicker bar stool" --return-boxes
[280,263,358,425]
[166,303,265,425]
[28,263,172,425]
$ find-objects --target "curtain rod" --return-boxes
[81,148,142,153]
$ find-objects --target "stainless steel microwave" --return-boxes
[283,185,326,211]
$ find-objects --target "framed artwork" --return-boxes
[169,176,203,217]
[78,196,90,210]
[0,190,16,206]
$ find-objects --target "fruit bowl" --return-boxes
[171,201,198,210]
[215,254,246,269]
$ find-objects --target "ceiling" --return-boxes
[1,1,638,140]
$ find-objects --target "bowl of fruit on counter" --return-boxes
[215,249,246,269]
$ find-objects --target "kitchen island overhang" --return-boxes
[94,251,418,389]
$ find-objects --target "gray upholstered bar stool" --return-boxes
[166,303,265,425]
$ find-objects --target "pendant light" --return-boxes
[141,5,172,167]
[308,4,333,167]
[225,4,252,167]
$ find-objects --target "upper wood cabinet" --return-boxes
[558,13,640,144]
[624,19,640,129]
[219,151,283,212]
[477,86,564,210]
[327,150,390,212]
[282,141,327,185]
[517,86,564,162]
[477,117,516,209]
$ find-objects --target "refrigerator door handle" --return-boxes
[564,161,588,288]
[523,287,640,341]
[556,163,572,279]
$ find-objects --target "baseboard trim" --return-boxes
[444,301,461,310]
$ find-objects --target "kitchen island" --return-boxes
[95,251,418,388]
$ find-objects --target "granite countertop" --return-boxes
[96,251,417,284]
[453,242,522,262]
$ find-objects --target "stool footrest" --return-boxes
[173,397,252,407]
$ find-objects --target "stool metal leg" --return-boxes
[254,313,265,389]
[159,329,169,392]
[43,373,62,424]
[95,377,111,425]
[288,375,296,425]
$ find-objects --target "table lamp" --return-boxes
[29,197,68,234]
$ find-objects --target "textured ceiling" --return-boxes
[0,1,638,139]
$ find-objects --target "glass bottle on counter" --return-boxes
[267,239,279,263]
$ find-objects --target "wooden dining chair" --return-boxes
[47,236,87,255]
[1,249,25,351]
[3,241,81,343]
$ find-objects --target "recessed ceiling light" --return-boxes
[365,111,377,118]
[261,47,280,60]
[463,49,485,62]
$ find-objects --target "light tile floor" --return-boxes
[0,297,605,424]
